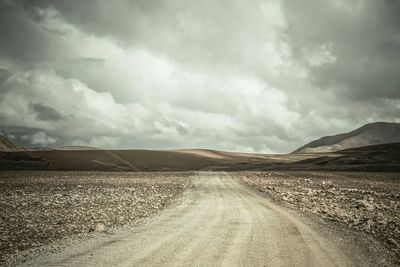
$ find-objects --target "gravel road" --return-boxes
[24,172,361,267]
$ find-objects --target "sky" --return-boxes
[0,0,399,153]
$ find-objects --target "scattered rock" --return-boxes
[236,171,400,262]
[0,171,192,264]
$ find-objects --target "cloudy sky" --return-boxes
[0,0,399,153]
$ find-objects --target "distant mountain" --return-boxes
[0,136,26,152]
[293,122,400,153]
[0,135,101,152]
[53,146,101,151]
[288,142,400,172]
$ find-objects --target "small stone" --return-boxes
[90,223,105,233]
[354,199,374,211]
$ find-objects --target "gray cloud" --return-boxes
[0,0,399,152]
[0,69,9,86]
[28,102,63,121]
[0,125,57,147]
[281,0,400,100]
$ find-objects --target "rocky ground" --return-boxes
[0,171,192,265]
[236,171,400,263]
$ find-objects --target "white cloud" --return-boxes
[0,61,299,151]
[305,43,337,67]
[30,131,58,146]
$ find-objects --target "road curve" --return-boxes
[30,172,351,267]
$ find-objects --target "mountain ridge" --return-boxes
[293,122,400,153]
[0,135,26,152]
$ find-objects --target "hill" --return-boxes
[0,147,315,172]
[285,142,400,172]
[52,146,101,150]
[0,136,26,152]
[293,122,400,153]
[1,143,399,172]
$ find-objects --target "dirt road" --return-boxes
[29,172,354,266]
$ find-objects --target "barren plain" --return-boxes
[0,171,191,265]
[237,171,400,265]
[0,171,398,266]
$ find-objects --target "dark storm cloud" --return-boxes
[28,102,63,121]
[0,69,9,86]
[281,0,400,100]
[0,2,54,62]
[0,0,399,152]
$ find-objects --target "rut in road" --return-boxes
[32,172,352,267]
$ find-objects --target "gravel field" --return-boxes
[0,171,192,264]
[2,170,399,266]
[236,171,400,263]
